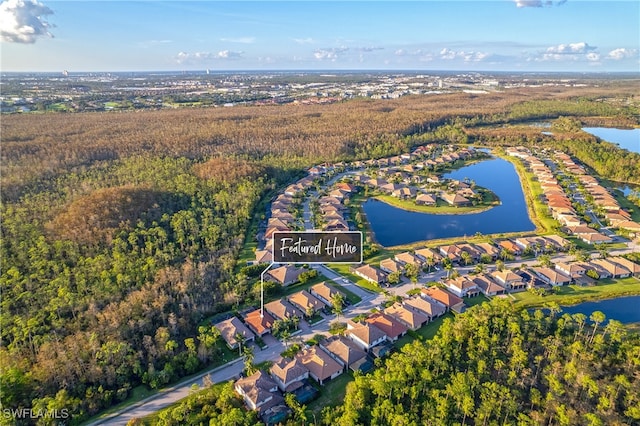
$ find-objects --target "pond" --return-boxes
[561,295,640,324]
[362,157,535,246]
[582,127,640,154]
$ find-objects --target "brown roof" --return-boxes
[365,312,409,339]
[243,309,275,335]
[295,346,343,382]
[353,264,388,284]
[384,303,429,329]
[235,370,278,409]
[421,286,464,308]
[471,274,506,295]
[590,259,631,276]
[608,257,640,274]
[380,258,404,273]
[532,267,572,284]
[267,265,303,286]
[402,295,446,318]
[264,299,302,321]
[347,322,387,345]
[214,317,255,348]
[394,252,423,266]
[288,290,326,313]
[309,282,345,304]
[270,357,309,391]
[320,335,367,366]
[491,270,524,285]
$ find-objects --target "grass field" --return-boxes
[511,276,640,308]
[374,193,497,215]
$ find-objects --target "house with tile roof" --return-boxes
[288,290,326,317]
[346,321,387,351]
[264,299,303,321]
[532,267,572,286]
[384,303,429,330]
[235,370,280,411]
[402,295,446,319]
[214,317,255,350]
[243,309,275,336]
[365,312,409,341]
[295,346,343,385]
[421,287,466,313]
[319,335,372,373]
[270,357,309,392]
[309,282,346,306]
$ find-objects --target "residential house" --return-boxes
[440,192,471,207]
[443,275,480,298]
[555,262,586,281]
[234,370,282,411]
[264,299,303,322]
[295,346,343,385]
[214,317,256,350]
[414,247,443,265]
[590,259,631,278]
[579,232,614,245]
[490,269,527,291]
[384,303,429,330]
[474,242,500,260]
[270,357,309,392]
[415,193,437,206]
[310,282,346,306]
[243,309,275,336]
[394,252,424,268]
[352,264,388,286]
[365,312,408,341]
[471,274,506,296]
[255,249,273,264]
[608,257,640,277]
[497,240,522,256]
[543,235,571,251]
[379,258,404,274]
[532,267,572,286]
[421,287,466,314]
[346,321,388,351]
[287,290,326,316]
[267,265,304,287]
[402,295,447,319]
[320,335,372,373]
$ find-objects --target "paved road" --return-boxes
[91,339,285,425]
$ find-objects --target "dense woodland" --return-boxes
[1,81,639,424]
[326,300,640,426]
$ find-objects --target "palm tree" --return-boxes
[444,262,454,279]
[243,346,256,375]
[331,293,345,320]
[234,333,246,356]
[460,251,472,266]
[425,256,435,273]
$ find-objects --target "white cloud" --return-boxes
[293,37,314,45]
[514,0,567,7]
[439,48,492,62]
[0,0,54,43]
[545,42,595,55]
[176,50,243,64]
[607,48,637,60]
[220,37,255,44]
[535,42,601,62]
[313,47,348,61]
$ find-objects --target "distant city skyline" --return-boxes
[1,0,638,73]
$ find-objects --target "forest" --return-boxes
[325,300,640,426]
[145,300,640,426]
[1,80,639,424]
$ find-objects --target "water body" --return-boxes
[582,127,640,154]
[561,295,640,324]
[362,158,535,246]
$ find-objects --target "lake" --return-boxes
[561,295,640,324]
[362,158,535,246]
[582,127,640,154]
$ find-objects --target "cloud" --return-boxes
[220,37,255,44]
[313,47,348,61]
[439,48,493,62]
[535,42,601,62]
[0,0,54,43]
[514,0,567,7]
[607,48,637,60]
[293,37,314,45]
[176,50,243,64]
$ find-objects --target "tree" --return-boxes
[234,333,246,356]
[331,293,345,321]
[243,346,256,375]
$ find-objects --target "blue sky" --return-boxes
[1,0,638,72]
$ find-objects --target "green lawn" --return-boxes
[374,194,497,215]
[327,263,385,293]
[307,372,355,415]
[394,313,453,349]
[512,276,640,308]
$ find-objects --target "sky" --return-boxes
[0,0,639,73]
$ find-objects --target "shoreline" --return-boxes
[371,195,499,215]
